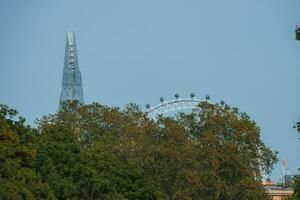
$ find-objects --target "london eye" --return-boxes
[146,92,211,118]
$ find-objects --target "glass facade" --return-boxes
[59,31,84,108]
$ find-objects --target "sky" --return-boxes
[0,0,300,181]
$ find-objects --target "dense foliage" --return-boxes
[296,26,300,41]
[291,131,300,200]
[292,118,300,198]
[0,105,55,199]
[291,27,300,200]
[0,101,277,199]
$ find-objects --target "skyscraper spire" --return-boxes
[59,31,84,108]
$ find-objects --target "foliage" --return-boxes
[35,125,162,199]
[292,29,300,199]
[0,101,278,199]
[0,105,55,200]
[175,102,276,199]
[296,26,300,41]
[292,175,300,199]
[292,120,300,199]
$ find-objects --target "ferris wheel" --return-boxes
[146,92,211,118]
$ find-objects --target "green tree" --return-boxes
[296,26,300,41]
[292,175,300,199]
[48,101,276,199]
[291,28,300,199]
[35,100,278,199]
[0,105,55,200]
[37,102,166,199]
[173,102,276,199]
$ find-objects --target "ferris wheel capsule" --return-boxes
[205,95,210,100]
[190,92,195,98]
[160,97,165,103]
[175,93,180,99]
[146,104,150,109]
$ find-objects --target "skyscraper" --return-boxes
[59,31,84,108]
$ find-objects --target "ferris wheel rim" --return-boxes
[146,93,212,117]
[147,98,202,113]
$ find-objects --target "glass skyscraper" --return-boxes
[59,31,84,108]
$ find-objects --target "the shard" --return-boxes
[59,31,84,108]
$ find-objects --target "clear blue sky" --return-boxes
[0,0,299,181]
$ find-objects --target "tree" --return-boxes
[44,101,276,199]
[296,26,300,41]
[292,30,300,199]
[292,175,300,199]
[116,101,277,199]
[176,101,277,199]
[0,105,55,200]
[37,101,166,199]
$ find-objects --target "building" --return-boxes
[59,31,84,108]
[263,179,293,200]
[265,186,293,200]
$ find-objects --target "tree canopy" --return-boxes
[296,26,300,41]
[291,125,300,199]
[0,105,55,199]
[0,101,277,199]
